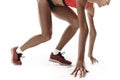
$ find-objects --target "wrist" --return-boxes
[88,54,92,57]
[76,61,85,68]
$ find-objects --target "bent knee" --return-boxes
[42,34,52,41]
[69,18,79,29]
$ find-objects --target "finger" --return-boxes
[81,71,84,78]
[80,70,85,78]
[80,70,83,78]
[92,58,99,64]
[92,60,94,64]
[91,59,95,64]
[92,60,96,64]
[95,59,99,63]
[71,67,77,75]
[93,58,99,63]
[74,69,79,77]
[80,68,83,78]
[83,69,87,77]
[86,69,89,73]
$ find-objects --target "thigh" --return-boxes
[38,0,52,35]
[52,6,78,24]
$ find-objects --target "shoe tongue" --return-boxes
[58,52,64,59]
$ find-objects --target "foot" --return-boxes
[49,52,72,65]
[11,47,23,65]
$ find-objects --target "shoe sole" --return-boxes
[49,59,71,66]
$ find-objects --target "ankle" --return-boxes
[53,49,61,55]
[16,47,23,54]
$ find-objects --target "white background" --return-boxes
[0,0,120,80]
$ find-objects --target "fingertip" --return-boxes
[86,70,89,73]
[97,60,99,63]
[80,74,82,78]
[71,72,73,75]
[75,72,78,77]
[74,74,77,77]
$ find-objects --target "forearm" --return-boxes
[76,0,88,65]
[87,7,96,57]
[88,27,96,57]
[71,0,89,77]
[77,30,88,63]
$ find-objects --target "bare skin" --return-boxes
[71,0,89,77]
[21,0,52,51]
[20,0,97,65]
[87,6,98,64]
[20,0,79,52]
[71,0,110,77]
[18,0,110,78]
[71,3,98,78]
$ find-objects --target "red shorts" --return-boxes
[64,0,93,8]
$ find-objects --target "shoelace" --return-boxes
[58,52,65,59]
[17,53,25,61]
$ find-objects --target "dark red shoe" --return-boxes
[11,47,22,65]
[49,52,72,65]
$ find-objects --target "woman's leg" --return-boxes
[49,6,79,65]
[20,0,52,51]
[52,6,79,50]
[11,0,52,65]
